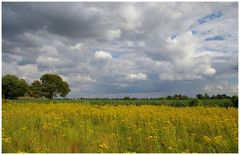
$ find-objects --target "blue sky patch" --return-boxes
[205,35,225,41]
[191,30,197,34]
[197,12,223,25]
[112,51,124,58]
[170,33,178,39]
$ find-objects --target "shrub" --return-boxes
[231,96,238,108]
[189,99,201,107]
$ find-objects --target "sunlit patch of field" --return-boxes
[2,102,238,153]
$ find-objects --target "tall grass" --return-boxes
[2,102,238,153]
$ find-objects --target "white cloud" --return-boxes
[125,40,145,47]
[157,31,216,80]
[73,75,96,82]
[126,73,147,80]
[39,46,59,56]
[202,81,238,95]
[137,41,145,47]
[70,43,82,50]
[36,56,60,65]
[94,50,112,60]
[204,68,216,76]
[126,41,134,47]
[119,4,141,30]
[106,29,121,40]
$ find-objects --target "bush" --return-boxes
[231,96,238,108]
[189,99,201,107]
[222,100,233,108]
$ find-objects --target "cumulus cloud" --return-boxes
[36,56,59,65]
[106,29,121,40]
[70,43,82,50]
[94,50,112,60]
[126,73,147,80]
[202,81,238,95]
[157,31,216,80]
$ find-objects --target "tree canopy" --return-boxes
[28,80,43,98]
[40,74,71,99]
[2,74,71,99]
[2,74,28,99]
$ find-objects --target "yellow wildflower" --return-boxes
[203,136,212,143]
[98,143,108,149]
[181,149,190,153]
[214,135,223,143]
[145,135,158,142]
[43,123,51,130]
[21,127,28,130]
[3,136,11,144]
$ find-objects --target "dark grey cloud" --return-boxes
[3,2,125,41]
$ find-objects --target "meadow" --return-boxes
[2,101,238,153]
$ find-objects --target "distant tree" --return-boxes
[124,96,130,100]
[216,94,229,99]
[211,95,216,99]
[28,80,43,98]
[2,74,28,99]
[196,94,203,99]
[181,95,189,100]
[167,96,172,100]
[40,74,70,99]
[204,93,209,99]
[221,94,230,99]
[231,96,238,108]
[174,94,179,100]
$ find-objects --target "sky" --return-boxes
[2,2,238,98]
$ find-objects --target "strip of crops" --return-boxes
[3,98,236,108]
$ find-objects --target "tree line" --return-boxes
[2,74,71,99]
[2,73,238,106]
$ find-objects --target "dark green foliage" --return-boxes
[40,74,71,99]
[2,74,28,99]
[204,93,210,99]
[2,74,71,100]
[231,96,238,108]
[189,99,201,107]
[197,93,231,99]
[167,96,172,99]
[196,94,204,99]
[7,98,237,108]
[216,94,230,99]
[28,80,44,98]
[223,100,233,108]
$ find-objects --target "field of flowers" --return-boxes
[2,102,238,153]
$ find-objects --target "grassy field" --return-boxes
[2,101,238,153]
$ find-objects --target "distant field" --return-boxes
[2,101,238,153]
[3,98,236,107]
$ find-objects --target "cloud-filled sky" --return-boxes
[2,2,238,98]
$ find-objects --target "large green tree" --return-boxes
[40,74,70,99]
[2,74,28,99]
[28,80,43,98]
